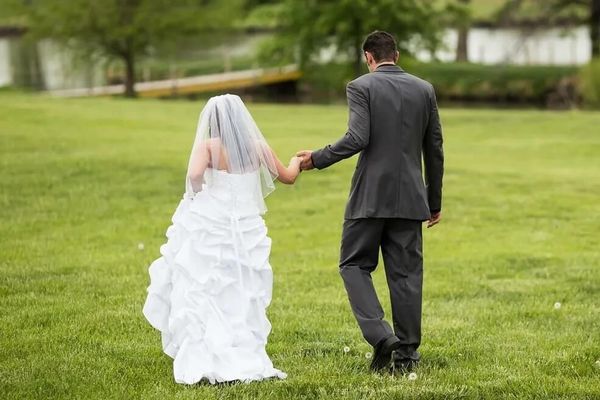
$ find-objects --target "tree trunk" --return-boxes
[14,38,44,90]
[456,26,469,62]
[592,0,600,57]
[354,39,363,77]
[353,17,363,77]
[123,51,136,98]
[455,0,470,62]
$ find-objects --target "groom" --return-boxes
[297,31,444,373]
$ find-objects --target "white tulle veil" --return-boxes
[185,94,278,212]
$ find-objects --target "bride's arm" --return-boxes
[269,147,301,184]
[187,141,210,192]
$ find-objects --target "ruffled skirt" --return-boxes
[142,188,287,384]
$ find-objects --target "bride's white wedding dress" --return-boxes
[142,168,287,384]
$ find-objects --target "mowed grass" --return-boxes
[1,92,599,399]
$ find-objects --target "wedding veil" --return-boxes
[185,94,278,212]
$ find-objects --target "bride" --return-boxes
[142,94,301,384]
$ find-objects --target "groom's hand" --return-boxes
[296,150,314,170]
[427,211,442,228]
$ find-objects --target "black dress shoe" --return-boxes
[391,349,420,374]
[392,358,419,374]
[370,335,401,371]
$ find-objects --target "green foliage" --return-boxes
[434,0,506,22]
[435,0,589,25]
[580,58,600,107]
[241,2,284,30]
[405,61,579,104]
[300,62,357,102]
[260,0,443,76]
[16,0,243,58]
[0,0,25,26]
[9,0,245,96]
[493,0,589,25]
[465,0,507,21]
[135,56,257,82]
[1,92,600,399]
[302,61,579,106]
[443,0,473,29]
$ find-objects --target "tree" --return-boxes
[495,0,600,59]
[12,0,243,97]
[544,0,600,57]
[266,0,442,77]
[536,0,600,57]
[591,0,600,56]
[446,0,471,62]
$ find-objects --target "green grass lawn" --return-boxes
[1,92,599,399]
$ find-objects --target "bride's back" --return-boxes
[205,137,259,174]
[185,94,276,213]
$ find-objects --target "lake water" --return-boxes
[415,26,591,65]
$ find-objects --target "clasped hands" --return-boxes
[294,150,314,171]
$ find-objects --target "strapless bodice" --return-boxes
[190,168,264,216]
[206,168,261,195]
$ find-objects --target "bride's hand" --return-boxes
[289,156,302,171]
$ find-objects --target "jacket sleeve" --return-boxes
[311,81,370,170]
[423,85,444,213]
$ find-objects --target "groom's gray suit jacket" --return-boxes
[311,64,444,220]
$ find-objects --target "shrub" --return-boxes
[302,61,580,107]
[579,58,600,108]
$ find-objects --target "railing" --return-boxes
[48,65,301,98]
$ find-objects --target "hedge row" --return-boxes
[301,61,584,109]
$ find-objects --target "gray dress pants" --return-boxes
[339,218,423,358]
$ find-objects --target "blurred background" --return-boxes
[1,2,600,398]
[1,0,599,108]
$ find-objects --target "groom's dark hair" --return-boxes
[362,31,397,63]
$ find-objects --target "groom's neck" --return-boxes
[367,59,397,73]
[374,61,396,69]
[371,60,396,72]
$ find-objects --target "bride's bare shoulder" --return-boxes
[195,138,223,154]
